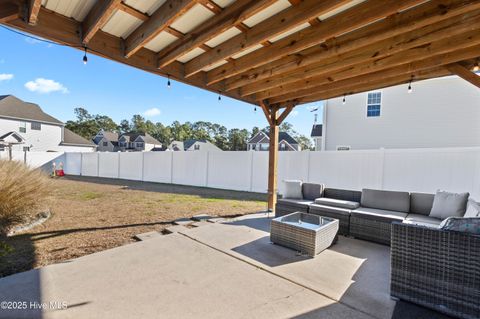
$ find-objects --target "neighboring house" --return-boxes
[93,130,119,152]
[118,132,162,152]
[0,95,95,152]
[93,131,162,152]
[310,124,323,151]
[168,139,221,151]
[247,131,301,151]
[321,75,480,151]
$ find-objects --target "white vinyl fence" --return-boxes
[0,150,65,169]
[61,147,480,199]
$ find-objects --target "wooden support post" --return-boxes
[267,107,279,211]
[260,101,296,211]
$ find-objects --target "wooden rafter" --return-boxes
[124,0,196,58]
[250,13,480,100]
[28,0,41,25]
[289,67,453,106]
[3,5,256,106]
[445,62,480,88]
[204,0,430,85]
[222,0,480,91]
[259,101,273,126]
[183,0,352,77]
[117,2,148,21]
[156,0,275,68]
[82,0,122,44]
[0,2,18,23]
[269,45,480,104]
[276,103,295,125]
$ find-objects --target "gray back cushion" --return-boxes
[464,199,480,218]
[410,192,435,216]
[361,189,410,213]
[429,191,469,219]
[283,180,303,199]
[324,188,362,202]
[302,183,324,201]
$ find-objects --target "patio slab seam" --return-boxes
[177,231,378,319]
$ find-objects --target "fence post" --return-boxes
[205,151,210,187]
[170,151,174,184]
[249,151,254,192]
[379,148,386,190]
[96,152,100,177]
[306,151,311,182]
[117,152,121,178]
[141,152,145,181]
[80,153,83,176]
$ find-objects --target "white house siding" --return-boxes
[323,76,480,150]
[0,117,62,151]
[57,145,95,152]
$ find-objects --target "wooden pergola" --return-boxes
[2,0,479,210]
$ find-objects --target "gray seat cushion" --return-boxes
[352,207,407,222]
[410,192,434,216]
[429,190,469,219]
[309,203,351,216]
[314,198,359,210]
[277,198,313,209]
[404,213,442,228]
[361,189,410,213]
[324,188,362,202]
[302,183,324,201]
[465,199,480,217]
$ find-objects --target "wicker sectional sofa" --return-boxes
[275,183,479,318]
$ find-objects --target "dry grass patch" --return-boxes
[0,176,266,277]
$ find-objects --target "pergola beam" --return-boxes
[27,0,41,25]
[445,63,480,88]
[82,0,122,44]
[3,5,256,106]
[222,0,480,91]
[205,0,425,85]
[157,0,276,68]
[124,0,196,58]
[269,45,480,104]
[248,19,480,100]
[288,68,453,106]
[184,0,352,77]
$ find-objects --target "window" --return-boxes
[19,122,26,133]
[194,144,200,150]
[31,122,41,130]
[23,146,30,152]
[103,142,108,146]
[336,146,351,151]
[280,143,286,150]
[136,142,144,148]
[119,142,126,147]
[367,92,381,117]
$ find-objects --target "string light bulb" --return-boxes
[408,75,414,93]
[167,74,171,88]
[473,59,480,72]
[218,92,221,102]
[342,94,346,105]
[254,106,257,112]
[82,46,88,65]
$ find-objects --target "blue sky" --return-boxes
[0,27,322,137]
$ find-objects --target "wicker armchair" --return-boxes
[390,222,480,319]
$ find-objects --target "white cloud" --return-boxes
[0,74,13,81]
[291,110,299,117]
[25,37,42,45]
[143,107,161,117]
[24,78,69,94]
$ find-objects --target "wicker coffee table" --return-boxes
[270,212,339,257]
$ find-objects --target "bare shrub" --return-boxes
[0,160,52,237]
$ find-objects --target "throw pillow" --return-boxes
[440,217,480,235]
[429,190,469,219]
[283,180,303,199]
[464,199,480,218]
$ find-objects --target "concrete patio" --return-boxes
[0,212,451,319]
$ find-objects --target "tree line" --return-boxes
[65,108,312,151]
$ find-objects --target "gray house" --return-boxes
[93,130,162,152]
[168,139,222,151]
[118,132,162,151]
[93,130,119,152]
[247,131,300,151]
